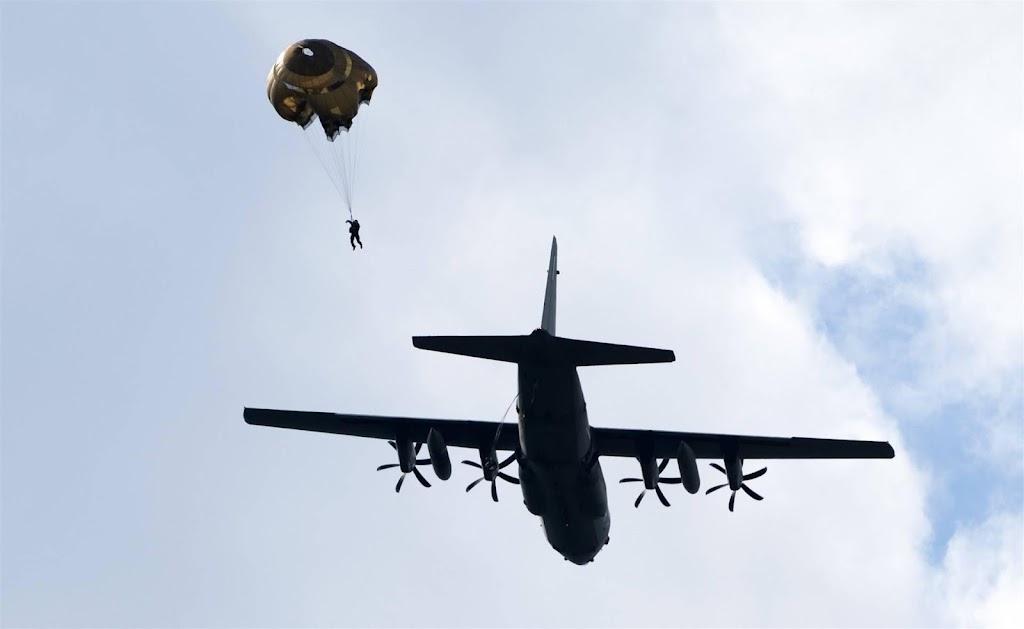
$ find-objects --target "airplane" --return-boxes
[245,237,895,565]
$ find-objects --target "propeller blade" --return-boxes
[413,467,432,488]
[660,477,682,484]
[658,458,670,473]
[388,441,397,450]
[499,453,518,469]
[728,491,736,512]
[466,477,485,492]
[395,473,406,493]
[655,485,671,507]
[415,442,423,454]
[619,478,643,484]
[415,458,431,465]
[462,460,482,469]
[741,484,763,501]
[706,483,728,495]
[497,472,520,484]
[377,463,400,471]
[710,462,727,475]
[491,480,499,502]
[743,467,767,481]
[634,491,646,508]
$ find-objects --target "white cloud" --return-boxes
[936,512,1024,628]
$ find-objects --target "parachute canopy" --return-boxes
[267,39,377,141]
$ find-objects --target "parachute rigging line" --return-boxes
[302,126,346,201]
[347,108,364,216]
[328,130,351,211]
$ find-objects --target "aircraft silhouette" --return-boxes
[245,237,894,564]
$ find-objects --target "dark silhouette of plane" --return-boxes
[245,237,895,564]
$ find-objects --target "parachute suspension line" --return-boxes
[346,111,362,214]
[330,131,352,214]
[302,126,346,200]
[322,132,348,203]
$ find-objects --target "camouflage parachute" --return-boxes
[267,39,377,140]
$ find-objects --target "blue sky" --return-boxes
[3,2,1021,627]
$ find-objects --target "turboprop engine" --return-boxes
[705,454,768,512]
[620,455,683,508]
[375,437,433,492]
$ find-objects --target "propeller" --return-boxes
[462,452,520,502]
[376,441,433,492]
[620,458,682,508]
[705,463,766,512]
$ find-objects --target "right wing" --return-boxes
[592,426,894,460]
[244,408,520,452]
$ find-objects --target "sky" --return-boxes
[2,2,1021,627]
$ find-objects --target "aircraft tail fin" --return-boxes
[412,333,674,366]
[541,236,557,335]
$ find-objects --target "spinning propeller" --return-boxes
[376,440,433,492]
[705,463,766,512]
[463,451,520,502]
[620,458,682,508]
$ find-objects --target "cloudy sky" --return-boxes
[3,2,1021,627]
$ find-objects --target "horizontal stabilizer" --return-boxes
[413,332,675,367]
[555,337,675,366]
[413,335,527,363]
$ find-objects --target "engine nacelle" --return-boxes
[395,437,416,473]
[676,441,700,494]
[426,428,451,480]
[519,460,547,516]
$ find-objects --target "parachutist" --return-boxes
[346,219,363,250]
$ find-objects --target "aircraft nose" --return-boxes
[563,550,599,565]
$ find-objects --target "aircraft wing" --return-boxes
[244,408,520,452]
[591,426,894,460]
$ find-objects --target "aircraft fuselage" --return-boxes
[516,359,610,564]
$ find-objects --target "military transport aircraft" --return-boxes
[245,237,894,564]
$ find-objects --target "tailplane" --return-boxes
[412,236,675,367]
[412,333,673,366]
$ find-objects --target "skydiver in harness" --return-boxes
[346,218,363,250]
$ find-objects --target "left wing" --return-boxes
[244,408,519,452]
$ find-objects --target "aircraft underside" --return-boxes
[523,459,611,564]
[516,361,612,563]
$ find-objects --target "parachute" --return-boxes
[267,39,377,217]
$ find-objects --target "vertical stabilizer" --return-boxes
[541,237,557,334]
